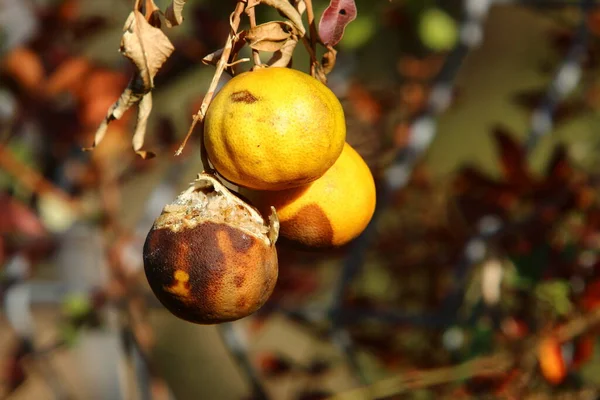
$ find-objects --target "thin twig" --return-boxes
[303,0,319,49]
[219,323,268,400]
[0,145,81,212]
[334,307,600,399]
[334,353,513,399]
[246,1,262,67]
[175,0,247,159]
[303,0,320,77]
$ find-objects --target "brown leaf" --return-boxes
[493,126,530,188]
[245,21,295,52]
[267,36,299,67]
[121,10,174,90]
[321,46,337,75]
[88,10,173,156]
[318,0,357,46]
[140,0,162,26]
[164,0,188,27]
[260,0,306,37]
[545,145,571,182]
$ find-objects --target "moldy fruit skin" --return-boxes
[143,174,279,324]
[204,67,346,191]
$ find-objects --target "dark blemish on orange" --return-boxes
[285,204,334,248]
[143,222,229,323]
[231,90,258,104]
[222,224,254,253]
[236,296,247,309]
[234,274,245,288]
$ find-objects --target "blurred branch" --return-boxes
[0,144,81,211]
[334,307,600,399]
[219,323,268,400]
[525,0,593,151]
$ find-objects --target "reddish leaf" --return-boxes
[545,145,571,182]
[573,334,595,368]
[318,0,357,46]
[493,126,530,188]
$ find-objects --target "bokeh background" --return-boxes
[2,0,600,398]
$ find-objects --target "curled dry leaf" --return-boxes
[121,10,173,90]
[165,0,188,27]
[90,9,174,158]
[246,21,296,52]
[267,35,299,67]
[321,45,337,75]
[318,0,357,46]
[260,0,306,37]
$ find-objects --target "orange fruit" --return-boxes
[204,67,346,191]
[143,174,279,324]
[244,143,376,248]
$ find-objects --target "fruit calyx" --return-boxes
[154,173,279,246]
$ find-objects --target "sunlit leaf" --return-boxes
[245,21,295,52]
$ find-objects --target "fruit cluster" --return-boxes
[143,67,376,324]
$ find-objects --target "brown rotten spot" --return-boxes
[230,90,258,104]
[143,174,279,324]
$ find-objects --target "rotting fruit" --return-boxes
[244,143,376,248]
[204,66,346,191]
[143,173,279,324]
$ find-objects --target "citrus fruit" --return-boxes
[143,174,279,324]
[204,67,346,191]
[244,143,376,248]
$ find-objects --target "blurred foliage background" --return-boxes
[2,0,600,399]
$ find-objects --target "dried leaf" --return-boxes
[165,0,188,27]
[318,0,357,46]
[321,46,337,75]
[88,10,173,156]
[90,76,144,150]
[139,0,161,23]
[202,48,224,66]
[132,91,155,159]
[121,10,174,90]
[246,21,295,52]
[267,36,299,67]
[260,0,306,37]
